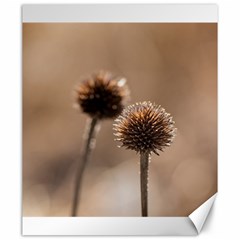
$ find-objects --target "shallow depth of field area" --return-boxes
[23,23,217,216]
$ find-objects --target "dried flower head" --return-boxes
[76,70,129,119]
[114,101,176,155]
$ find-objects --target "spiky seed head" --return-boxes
[75,70,130,119]
[113,101,176,155]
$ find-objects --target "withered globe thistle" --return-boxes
[76,70,129,119]
[113,101,176,217]
[114,101,176,155]
[71,70,129,217]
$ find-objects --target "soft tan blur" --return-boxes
[23,23,217,216]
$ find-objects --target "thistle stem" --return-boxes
[71,116,99,216]
[140,151,150,217]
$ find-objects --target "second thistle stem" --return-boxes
[140,151,150,217]
[71,116,99,217]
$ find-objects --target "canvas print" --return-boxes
[23,23,217,218]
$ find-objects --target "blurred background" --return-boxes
[23,23,217,216]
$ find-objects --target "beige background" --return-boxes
[23,23,217,216]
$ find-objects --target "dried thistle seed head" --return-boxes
[76,70,129,119]
[114,101,176,155]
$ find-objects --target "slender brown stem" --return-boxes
[140,151,150,217]
[71,116,99,216]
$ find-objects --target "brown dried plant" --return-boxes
[71,70,129,216]
[114,101,176,216]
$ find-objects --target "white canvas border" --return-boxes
[22,217,197,236]
[22,4,218,23]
